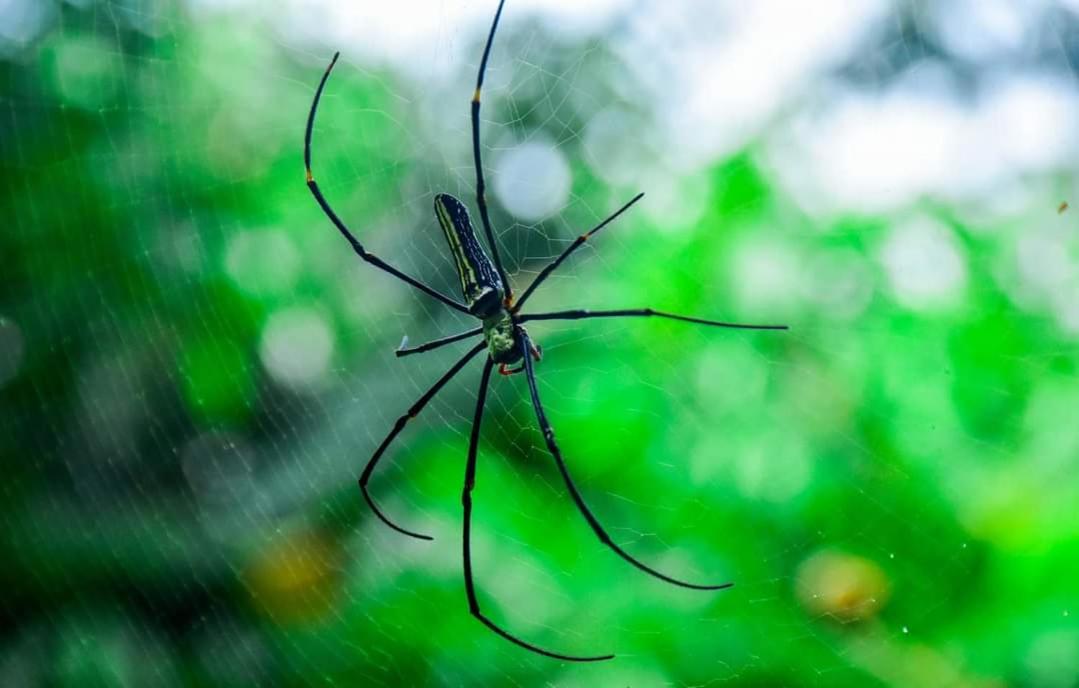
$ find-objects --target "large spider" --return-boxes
[304,0,787,662]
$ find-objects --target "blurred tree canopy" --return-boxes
[1,1,1078,686]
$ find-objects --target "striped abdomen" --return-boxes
[434,193,504,319]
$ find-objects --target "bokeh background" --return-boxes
[2,0,1079,685]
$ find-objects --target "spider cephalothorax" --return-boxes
[303,0,788,663]
[481,311,522,365]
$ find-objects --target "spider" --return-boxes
[304,0,787,662]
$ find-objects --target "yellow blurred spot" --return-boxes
[473,87,481,102]
[796,549,891,623]
[306,169,313,183]
[244,527,342,623]
[1059,201,1069,214]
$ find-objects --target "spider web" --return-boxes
[2,1,1079,686]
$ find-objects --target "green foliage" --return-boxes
[1,3,1076,687]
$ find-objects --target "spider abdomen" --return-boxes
[434,193,504,319]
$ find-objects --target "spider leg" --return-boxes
[497,342,540,376]
[395,327,483,358]
[519,332,733,591]
[472,0,513,301]
[513,192,645,310]
[305,52,470,315]
[462,356,613,662]
[360,341,486,540]
[521,308,788,331]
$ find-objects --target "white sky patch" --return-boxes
[624,0,891,171]
[271,0,889,176]
[879,215,968,311]
[270,0,1079,226]
[260,307,335,390]
[765,72,966,215]
[931,0,1034,63]
[493,139,571,221]
[30,0,1076,228]
[982,73,1079,172]
[280,0,631,82]
[765,66,1079,216]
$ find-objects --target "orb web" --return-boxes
[2,1,1078,686]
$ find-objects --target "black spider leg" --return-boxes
[510,194,789,334]
[395,327,483,359]
[472,0,513,301]
[462,356,614,662]
[360,341,487,540]
[513,192,645,310]
[519,331,734,591]
[521,309,789,331]
[306,52,469,314]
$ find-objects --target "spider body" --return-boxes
[434,193,505,319]
[434,193,526,366]
[303,0,788,663]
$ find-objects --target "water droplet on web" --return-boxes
[902,626,909,634]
